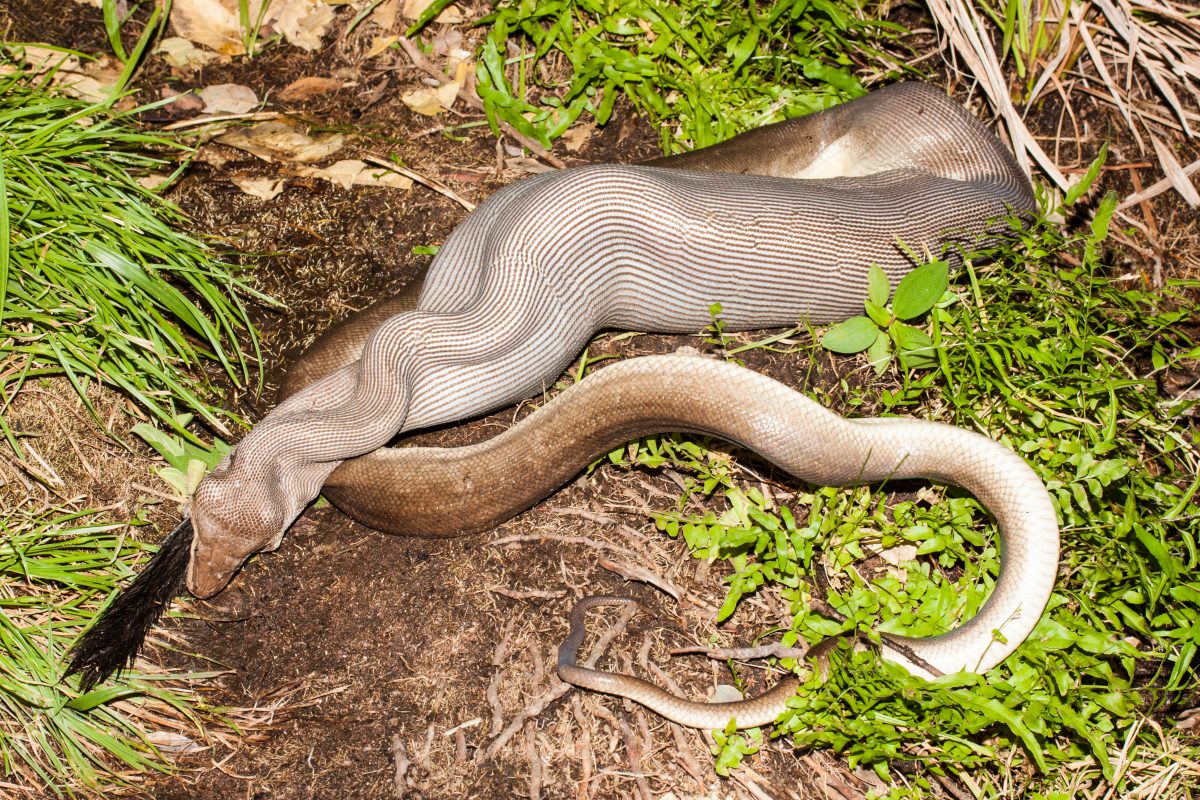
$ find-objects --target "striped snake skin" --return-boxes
[312,354,1058,687]
[183,84,1051,723]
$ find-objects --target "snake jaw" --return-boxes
[186,467,289,598]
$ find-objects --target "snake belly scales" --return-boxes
[175,81,1056,728]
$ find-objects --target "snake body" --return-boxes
[314,353,1058,685]
[179,82,1055,724]
[187,81,1035,598]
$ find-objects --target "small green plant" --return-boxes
[413,0,899,152]
[133,414,232,499]
[820,261,948,374]
[711,723,762,776]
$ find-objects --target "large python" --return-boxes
[186,81,1037,596]
[68,82,1057,721]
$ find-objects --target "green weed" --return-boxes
[414,0,899,152]
[611,156,1200,793]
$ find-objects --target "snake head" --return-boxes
[186,462,289,598]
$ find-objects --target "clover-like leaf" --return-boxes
[892,261,948,320]
[821,316,879,354]
[867,264,889,307]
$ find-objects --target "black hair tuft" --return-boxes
[65,518,193,691]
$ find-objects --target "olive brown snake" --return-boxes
[93,82,1060,726]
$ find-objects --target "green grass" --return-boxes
[0,55,263,458]
[413,0,900,153]
[607,160,1200,795]
[0,505,222,795]
[0,55,259,794]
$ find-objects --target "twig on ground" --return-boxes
[362,155,476,211]
[571,696,594,800]
[599,558,682,601]
[1118,158,1200,209]
[526,722,544,800]
[618,713,653,800]
[670,643,811,661]
[391,734,410,799]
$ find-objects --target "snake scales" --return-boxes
[74,82,1058,724]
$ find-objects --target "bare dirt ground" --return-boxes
[1,1,1197,799]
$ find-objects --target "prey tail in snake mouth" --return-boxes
[66,518,193,690]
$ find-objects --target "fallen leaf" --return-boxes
[200,83,260,114]
[297,159,414,191]
[1150,134,1200,208]
[171,0,266,55]
[160,87,206,113]
[431,27,463,57]
[402,0,463,23]
[504,156,556,175]
[367,35,397,58]
[274,0,336,51]
[14,45,79,72]
[156,36,221,68]
[58,57,124,102]
[401,81,460,116]
[560,123,596,152]
[278,76,343,101]
[231,175,287,199]
[137,174,174,191]
[710,685,744,703]
[370,0,399,29]
[216,121,345,163]
[144,731,205,754]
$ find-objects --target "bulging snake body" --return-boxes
[147,82,1057,727]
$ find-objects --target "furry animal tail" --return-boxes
[65,518,193,690]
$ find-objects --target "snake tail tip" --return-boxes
[64,518,194,690]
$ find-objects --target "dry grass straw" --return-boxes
[926,0,1199,205]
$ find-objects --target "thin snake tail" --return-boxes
[64,518,193,690]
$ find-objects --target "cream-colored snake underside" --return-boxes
[183,82,1057,726]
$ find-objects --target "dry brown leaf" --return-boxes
[199,83,260,114]
[401,81,460,115]
[170,0,268,55]
[58,60,124,103]
[278,76,343,101]
[14,45,79,72]
[370,0,399,30]
[215,121,345,163]
[137,174,174,192]
[560,123,596,152]
[296,159,414,191]
[402,0,463,23]
[12,47,123,101]
[366,35,398,57]
[231,175,288,200]
[274,0,336,51]
[160,88,206,113]
[156,36,222,68]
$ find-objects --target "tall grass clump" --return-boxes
[412,0,899,153]
[0,506,219,794]
[0,57,260,456]
[615,162,1200,795]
